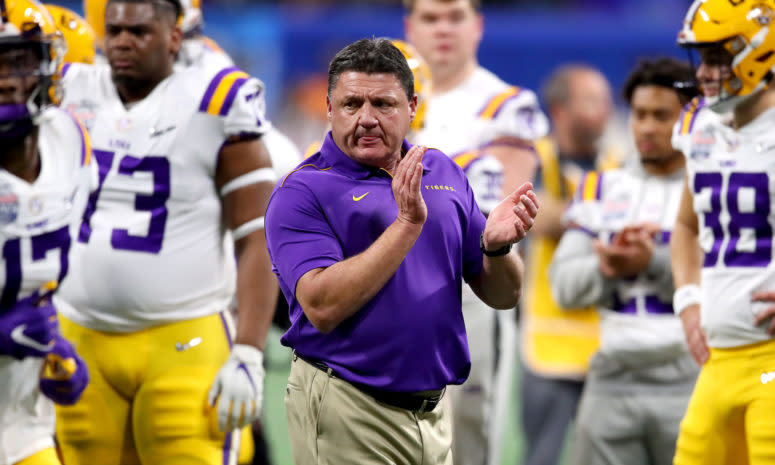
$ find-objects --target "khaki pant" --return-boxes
[285,354,453,465]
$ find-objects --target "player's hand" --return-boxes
[752,291,775,335]
[393,145,427,226]
[482,182,538,249]
[39,335,90,405]
[594,227,656,278]
[208,344,264,432]
[680,305,709,365]
[0,295,58,360]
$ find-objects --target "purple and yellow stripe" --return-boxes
[478,86,522,120]
[199,67,250,116]
[578,171,602,202]
[60,62,71,78]
[678,97,705,135]
[453,150,482,171]
[219,311,233,349]
[65,111,92,166]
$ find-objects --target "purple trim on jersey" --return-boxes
[685,98,705,134]
[219,77,248,116]
[63,110,87,166]
[199,67,239,112]
[222,431,232,465]
[490,91,523,119]
[219,312,233,349]
[594,172,603,200]
[569,225,596,237]
[613,295,673,315]
[61,63,71,78]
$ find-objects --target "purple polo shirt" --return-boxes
[265,132,487,393]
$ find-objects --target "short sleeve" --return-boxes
[265,181,344,294]
[482,88,549,142]
[461,175,487,282]
[197,67,269,138]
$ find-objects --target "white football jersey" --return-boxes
[673,99,775,348]
[0,108,92,465]
[563,166,686,361]
[413,67,548,157]
[57,63,268,332]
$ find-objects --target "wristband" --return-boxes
[480,233,511,257]
[673,284,701,316]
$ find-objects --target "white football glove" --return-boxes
[208,344,265,432]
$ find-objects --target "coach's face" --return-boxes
[328,71,417,169]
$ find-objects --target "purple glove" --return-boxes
[39,335,90,405]
[0,296,57,359]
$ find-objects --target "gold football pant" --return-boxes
[674,339,775,465]
[55,312,241,465]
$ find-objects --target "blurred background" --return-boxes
[56,0,694,463]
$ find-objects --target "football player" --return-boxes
[671,1,775,464]
[0,0,92,463]
[53,0,277,464]
[404,1,548,464]
[549,57,700,465]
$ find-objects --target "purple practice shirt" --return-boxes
[265,132,487,393]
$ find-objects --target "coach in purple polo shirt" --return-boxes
[265,38,537,465]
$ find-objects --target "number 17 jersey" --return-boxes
[674,100,775,348]
[57,63,268,332]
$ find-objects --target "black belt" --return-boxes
[294,351,444,414]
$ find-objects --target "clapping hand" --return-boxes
[39,335,90,405]
[393,145,428,226]
[481,182,539,251]
[0,290,58,360]
[594,222,659,278]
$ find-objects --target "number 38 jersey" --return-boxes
[0,108,92,465]
[673,99,775,348]
[57,63,268,333]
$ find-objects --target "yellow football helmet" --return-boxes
[0,0,65,136]
[82,0,105,49]
[180,0,202,37]
[678,0,775,111]
[45,4,95,63]
[391,39,432,133]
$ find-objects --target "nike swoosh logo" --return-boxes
[149,125,176,138]
[352,192,369,201]
[11,325,54,352]
[176,337,202,352]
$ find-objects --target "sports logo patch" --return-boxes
[0,183,19,224]
[690,128,715,161]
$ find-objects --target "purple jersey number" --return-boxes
[1,226,71,309]
[694,171,772,267]
[79,150,171,254]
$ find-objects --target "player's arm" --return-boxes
[208,134,277,432]
[485,140,539,197]
[216,136,277,351]
[294,145,427,334]
[670,174,708,364]
[548,229,616,309]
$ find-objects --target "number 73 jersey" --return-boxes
[674,102,775,348]
[57,63,268,333]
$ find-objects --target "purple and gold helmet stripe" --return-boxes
[478,86,521,120]
[199,67,250,116]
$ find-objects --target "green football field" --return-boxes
[261,327,571,465]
